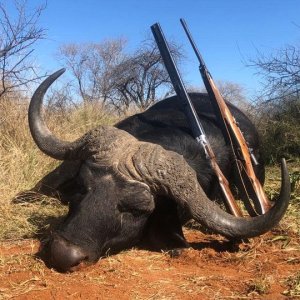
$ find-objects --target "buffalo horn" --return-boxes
[135,145,290,239]
[29,69,87,160]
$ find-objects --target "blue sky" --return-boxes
[15,0,300,98]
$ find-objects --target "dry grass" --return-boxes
[0,97,299,243]
[264,163,300,236]
[282,271,300,297]
[0,98,118,240]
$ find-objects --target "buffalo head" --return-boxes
[28,69,290,272]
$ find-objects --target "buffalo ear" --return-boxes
[118,181,155,216]
[33,161,82,204]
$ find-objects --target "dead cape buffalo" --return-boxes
[28,69,290,272]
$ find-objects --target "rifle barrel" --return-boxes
[151,23,206,143]
[180,19,206,70]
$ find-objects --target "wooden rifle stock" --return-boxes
[151,23,243,217]
[180,19,272,215]
[201,138,243,217]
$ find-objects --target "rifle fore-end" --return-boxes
[199,138,243,217]
[210,156,243,217]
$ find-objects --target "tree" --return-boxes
[0,0,46,99]
[192,80,251,112]
[110,39,181,111]
[58,38,183,112]
[249,44,300,101]
[58,39,127,104]
[216,80,252,110]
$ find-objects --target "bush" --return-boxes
[255,96,300,164]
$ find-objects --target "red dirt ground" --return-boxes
[0,228,299,299]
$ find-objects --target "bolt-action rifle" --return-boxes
[151,22,243,216]
[179,19,272,215]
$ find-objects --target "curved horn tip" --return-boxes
[50,68,66,80]
[280,157,290,190]
[280,158,287,172]
[33,68,66,95]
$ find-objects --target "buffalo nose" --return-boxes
[49,235,88,272]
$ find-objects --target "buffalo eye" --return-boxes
[117,182,155,217]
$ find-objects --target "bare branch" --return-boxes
[0,0,46,99]
[248,43,300,102]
